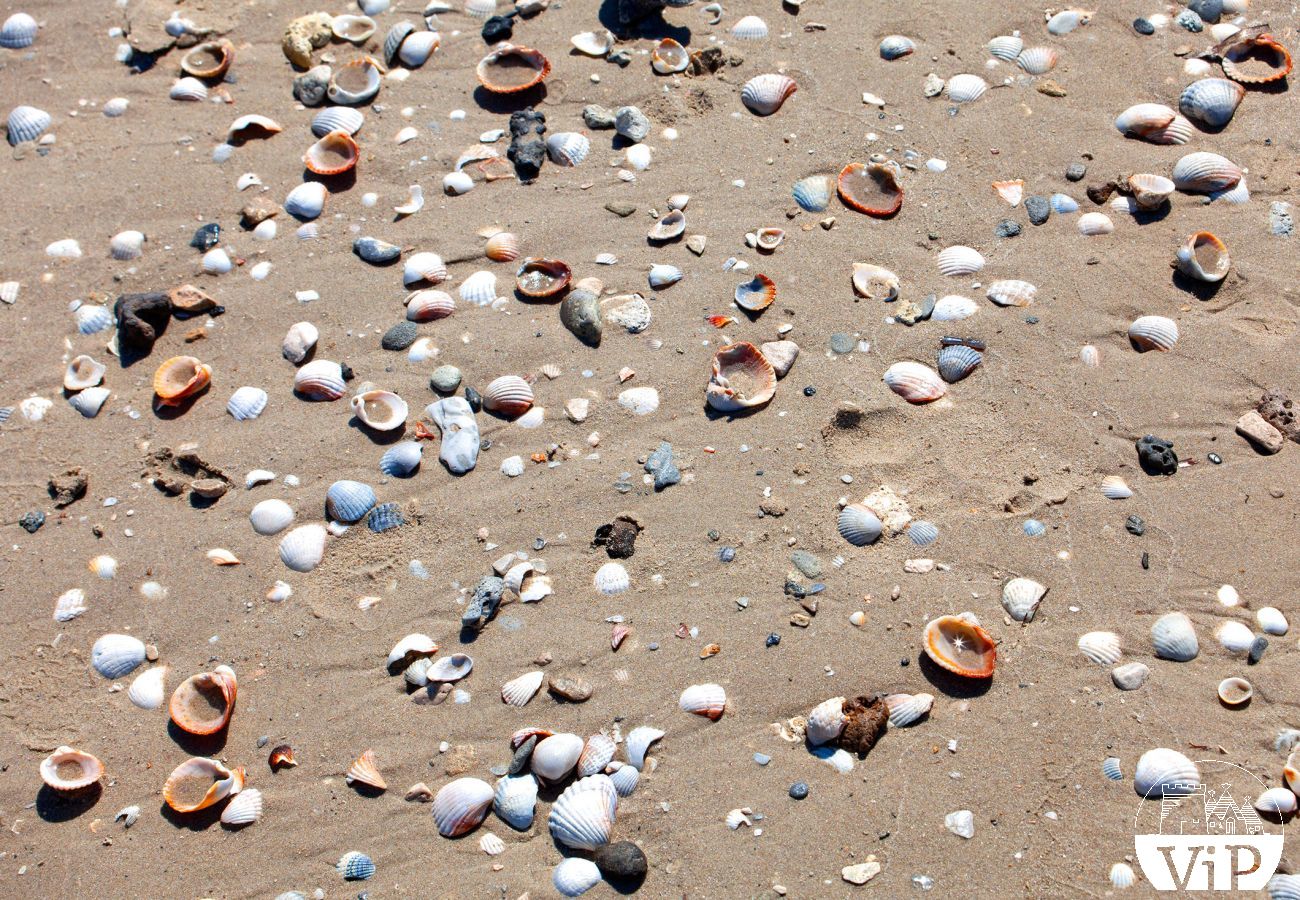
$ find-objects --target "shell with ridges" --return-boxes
[346,749,386,790]
[1078,212,1114,235]
[678,683,726,720]
[547,132,590,167]
[405,251,448,287]
[946,73,987,102]
[577,734,616,777]
[278,523,327,572]
[607,761,639,797]
[1172,151,1242,193]
[1151,612,1198,661]
[476,43,550,93]
[932,295,978,321]
[433,777,494,836]
[337,851,375,881]
[326,481,376,524]
[169,665,237,735]
[92,633,146,679]
[937,345,982,383]
[40,746,104,792]
[1114,104,1193,145]
[1133,748,1199,798]
[220,787,263,826]
[227,386,268,420]
[883,361,946,403]
[482,375,533,417]
[838,503,882,546]
[732,15,769,40]
[883,692,934,727]
[170,77,208,101]
[936,245,984,276]
[1175,231,1229,282]
[1100,475,1133,499]
[1179,77,1244,128]
[379,441,422,477]
[1127,316,1179,352]
[485,232,519,262]
[740,73,797,115]
[548,774,618,850]
[923,613,996,678]
[304,130,359,176]
[554,857,603,897]
[987,35,1023,60]
[294,359,345,399]
[494,773,538,830]
[1002,577,1048,622]
[806,696,846,745]
[986,280,1036,307]
[501,670,544,707]
[706,342,777,412]
[0,13,38,49]
[1017,47,1058,74]
[6,104,50,145]
[792,174,833,212]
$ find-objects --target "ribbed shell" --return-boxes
[458,269,498,305]
[1222,34,1292,85]
[294,360,345,399]
[647,264,682,289]
[1100,475,1133,499]
[577,734,616,777]
[792,174,834,212]
[475,43,550,93]
[227,386,268,420]
[732,15,769,40]
[986,279,1036,307]
[278,523,326,572]
[128,666,168,709]
[6,105,49,144]
[1016,47,1058,75]
[937,345,982,383]
[837,503,882,546]
[546,132,590,167]
[365,502,403,534]
[397,30,439,67]
[1002,577,1048,622]
[1078,631,1122,665]
[879,35,914,60]
[740,73,797,115]
[1102,757,1124,781]
[1114,104,1193,145]
[837,162,903,217]
[379,441,422,477]
[482,375,533,417]
[494,773,538,830]
[40,747,103,791]
[936,245,984,275]
[1151,612,1198,661]
[986,35,1023,61]
[404,251,448,287]
[1256,788,1297,817]
[608,761,640,797]
[0,13,38,49]
[109,230,144,260]
[92,633,146,679]
[1172,151,1242,193]
[1127,173,1174,210]
[485,232,520,262]
[1023,518,1047,536]
[678,683,727,720]
[250,499,295,535]
[337,851,375,880]
[1133,748,1199,798]
[433,777,494,837]
[806,696,847,745]
[170,77,208,101]
[1077,212,1114,235]
[884,361,947,403]
[1178,77,1244,128]
[907,520,940,546]
[548,774,617,850]
[1109,863,1135,889]
[1215,620,1255,653]
[1127,315,1179,352]
[169,665,237,735]
[1050,193,1079,214]
[220,787,264,826]
[346,749,386,790]
[945,73,987,102]
[69,387,109,418]
[883,692,934,727]
[326,480,376,523]
[53,588,87,622]
[532,732,584,782]
[311,106,364,138]
[554,857,603,897]
[500,670,544,707]
[932,295,979,321]
[285,181,328,220]
[706,341,777,412]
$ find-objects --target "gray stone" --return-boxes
[1270,201,1294,237]
[1066,162,1086,182]
[353,237,401,265]
[1174,8,1203,31]
[428,397,480,475]
[1112,662,1149,690]
[791,550,822,578]
[895,293,935,326]
[560,288,603,347]
[615,106,650,143]
[583,104,617,129]
[1136,434,1178,475]
[605,201,636,217]
[429,365,462,394]
[1187,0,1221,24]
[292,65,331,107]
[645,441,680,490]
[462,575,505,631]
[1025,195,1051,225]
[593,841,647,882]
[994,219,1021,238]
[381,321,418,350]
[829,332,855,353]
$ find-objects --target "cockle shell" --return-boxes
[40,746,104,792]
[328,57,383,105]
[651,38,689,74]
[852,264,900,301]
[336,851,375,881]
[346,749,386,790]
[53,588,87,622]
[607,761,639,797]
[532,732,584,783]
[1217,676,1253,706]
[109,230,145,260]
[485,232,520,262]
[734,274,777,311]
[404,290,454,322]
[395,30,440,67]
[884,692,934,727]
[937,345,982,383]
[1127,173,1175,210]
[546,132,590,167]
[1178,77,1244,128]
[1221,32,1292,85]
[294,359,345,400]
[936,245,984,276]
[128,666,167,709]
[227,386,268,420]
[548,774,618,850]
[250,499,295,535]
[201,247,233,275]
[380,440,422,477]
[1017,47,1058,75]
[285,181,328,220]
[279,523,327,572]
[333,14,376,42]
[571,30,614,57]
[405,252,448,287]
[883,362,946,403]
[1172,152,1242,193]
[837,162,903,217]
[220,787,264,826]
[732,15,769,40]
[986,280,1036,307]
[1114,103,1193,145]
[303,130,359,176]
[326,482,376,525]
[482,375,534,417]
[987,34,1023,61]
[0,12,38,49]
[923,613,996,678]
[625,726,664,771]
[1047,8,1093,34]
[501,670,544,707]
[153,356,211,405]
[65,355,106,391]
[386,633,437,670]
[740,73,797,115]
[837,504,882,546]
[351,390,407,431]
[433,777,494,837]
[648,209,686,242]
[1174,231,1229,282]
[647,264,682,289]
[577,734,616,777]
[1151,612,1198,661]
[515,258,572,298]
[170,665,237,735]
[594,562,630,595]
[170,77,208,101]
[1078,212,1114,235]
[792,174,834,212]
[932,295,978,321]
[1255,788,1297,817]
[163,757,245,813]
[946,73,987,102]
[706,342,777,413]
[1128,315,1179,352]
[1100,475,1133,500]
[1133,748,1199,799]
[806,697,847,745]
[92,633,146,678]
[68,387,109,418]
[554,857,603,897]
[879,34,915,59]
[476,44,550,93]
[1002,577,1048,622]
[679,683,727,720]
[5,104,50,145]
[494,773,538,830]
[457,269,498,305]
[180,40,233,79]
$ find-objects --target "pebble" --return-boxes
[1132,17,1155,35]
[789,782,809,800]
[945,810,975,838]
[429,365,462,394]
[582,104,616,129]
[753,753,771,766]
[1112,662,1150,691]
[605,202,636,218]
[1269,202,1294,237]
[18,510,44,533]
[1187,0,1221,24]
[548,673,593,702]
[994,219,1021,239]
[803,385,816,397]
[1236,411,1284,455]
[1024,195,1050,225]
[1174,8,1203,32]
[1208,452,1222,464]
[353,237,402,265]
[592,841,648,883]
[765,633,781,647]
[1249,636,1268,664]
[829,333,855,354]
[615,106,650,143]
[1065,162,1087,182]
[380,321,419,351]
[790,550,822,578]
[1136,434,1178,476]
[842,859,882,885]
[190,223,220,250]
[644,441,681,491]
[1125,515,1145,536]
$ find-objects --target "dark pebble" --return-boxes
[508,735,536,775]
[507,138,546,183]
[353,237,402,265]
[340,362,355,381]
[900,658,909,666]
[1025,195,1051,225]
[464,386,482,412]
[18,510,44,533]
[1249,636,1268,664]
[592,841,648,883]
[1025,315,1039,324]
[1066,162,1087,182]
[482,14,513,43]
[994,219,1021,239]
[1137,434,1178,476]
[1086,182,1116,205]
[789,782,809,800]
[115,291,172,349]
[1208,452,1222,464]
[190,223,220,251]
[719,546,736,563]
[1125,514,1145,536]
[594,515,642,559]
[1132,17,1155,34]
[380,321,418,351]
[765,633,781,647]
[803,385,816,397]
[508,107,545,139]
[707,529,720,541]
[1141,551,1150,570]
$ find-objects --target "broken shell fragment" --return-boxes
[163,757,245,813]
[180,40,234,79]
[851,264,900,302]
[734,274,777,312]
[706,342,777,413]
[346,749,387,790]
[350,390,408,431]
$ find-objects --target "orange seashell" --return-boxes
[40,746,104,792]
[162,757,245,813]
[476,43,551,93]
[1221,32,1292,85]
[510,726,554,749]
[706,341,777,413]
[303,130,359,176]
[485,232,520,262]
[153,356,211,405]
[346,749,387,791]
[483,375,534,417]
[269,744,298,770]
[707,314,736,328]
[181,40,234,79]
[838,162,904,217]
[923,614,996,678]
[651,38,689,74]
[515,257,571,299]
[734,273,776,312]
[169,664,237,735]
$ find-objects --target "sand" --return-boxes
[2,0,1299,897]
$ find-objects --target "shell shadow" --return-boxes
[1129,205,1171,225]
[303,168,357,193]
[472,84,549,115]
[151,390,207,419]
[348,782,386,799]
[36,784,102,822]
[702,401,767,421]
[347,419,408,445]
[167,720,228,755]
[598,0,692,42]
[159,800,224,831]
[917,654,993,699]
[1171,270,1224,301]
[1242,78,1289,96]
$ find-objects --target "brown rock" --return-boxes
[48,467,88,507]
[1036,80,1067,97]
[1086,182,1116,205]
[1236,411,1284,454]
[443,744,476,776]
[241,196,280,226]
[1257,389,1299,443]
[548,673,593,702]
[405,782,434,802]
[838,694,888,756]
[168,284,216,314]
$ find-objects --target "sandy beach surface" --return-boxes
[1,0,1298,896]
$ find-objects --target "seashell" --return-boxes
[532,733,584,783]
[1151,612,1198,661]
[1047,8,1092,34]
[312,107,365,139]
[1110,862,1135,889]
[932,295,978,321]
[351,390,407,431]
[108,230,145,261]
[0,12,38,49]
[170,665,237,735]
[505,562,552,603]
[741,73,797,116]
[936,245,984,276]
[465,0,497,16]
[1100,475,1133,499]
[908,520,939,545]
[1102,757,1124,781]
[208,549,240,566]
[937,345,983,383]
[295,360,350,403]
[304,130,359,175]
[200,247,232,276]
[1172,151,1242,193]
[1215,620,1255,654]
[548,774,617,849]
[227,115,282,145]
[923,613,996,678]
[220,787,264,826]
[456,269,497,306]
[89,554,118,579]
[250,499,295,535]
[851,264,900,302]
[483,375,534,417]
[336,851,375,881]
[394,184,423,216]
[879,34,915,60]
[1050,193,1079,214]
[1123,173,1174,212]
[607,761,639,797]
[67,387,109,418]
[754,228,785,252]
[404,251,448,288]
[227,386,268,420]
[326,481,376,526]
[986,279,1036,307]
[806,696,847,745]
[0,280,17,304]
[1221,32,1292,85]
[571,30,614,57]
[1078,632,1122,667]
[679,683,727,720]
[1178,77,1244,129]
[577,734,616,777]
[706,341,776,413]
[516,258,571,298]
[648,210,686,243]
[92,633,146,679]
[545,131,589,167]
[1257,607,1288,636]
[1174,231,1229,283]
[427,652,473,682]
[382,22,417,65]
[479,831,504,855]
[296,222,320,240]
[285,181,328,220]
[594,561,630,595]
[812,745,856,773]
[397,30,440,67]
[1023,518,1047,537]
[647,264,682,290]
[485,232,520,262]
[838,503,882,546]
[650,37,689,74]
[625,726,664,771]
[279,523,327,572]
[1209,178,1250,204]
[1217,676,1253,707]
[1114,103,1192,145]
[163,757,245,813]
[40,746,104,792]
[945,73,987,103]
[732,15,769,41]
[64,354,105,394]
[494,773,538,830]
[387,633,437,670]
[346,749,386,790]
[883,692,934,727]
[987,35,1024,61]
[792,174,834,212]
[1077,212,1114,235]
[1001,577,1048,623]
[6,104,50,145]
[992,179,1024,207]
[180,40,233,79]
[1255,787,1297,817]
[1133,748,1199,799]
[53,588,87,622]
[476,44,550,93]
[328,57,383,105]
[883,361,946,403]
[734,274,777,312]
[501,670,544,707]
[379,441,422,477]
[333,14,376,43]
[624,143,652,172]
[1127,315,1179,352]
[838,162,903,217]
[1016,46,1058,75]
[170,77,209,101]
[554,857,603,897]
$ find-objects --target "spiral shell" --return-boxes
[678,683,727,720]
[548,774,617,850]
[884,361,946,403]
[740,73,797,115]
[1174,231,1229,282]
[1172,151,1242,193]
[1127,315,1179,352]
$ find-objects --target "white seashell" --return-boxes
[1209,179,1249,204]
[1078,632,1122,665]
[837,504,882,547]
[595,252,617,265]
[351,390,408,432]
[578,735,616,778]
[494,773,538,830]
[379,441,423,477]
[0,12,38,49]
[532,733,584,783]
[387,633,436,669]
[1215,620,1255,654]
[333,14,376,43]
[282,322,319,365]
[245,469,276,488]
[426,653,473,682]
[220,788,263,826]
[109,230,144,260]
[0,281,18,304]
[459,270,498,305]
[546,132,590,167]
[92,633,146,679]
[505,562,552,603]
[548,774,617,850]
[554,857,603,897]
[1127,316,1179,352]
[1047,8,1091,34]
[731,15,768,40]
[294,359,345,400]
[227,386,268,420]
[249,218,276,241]
[1151,612,1198,661]
[394,184,424,216]
[625,143,652,171]
[1114,103,1193,145]
[1172,151,1242,193]
[500,455,524,477]
[1102,757,1123,781]
[806,696,847,745]
[169,77,208,101]
[19,395,52,420]
[404,252,448,287]
[128,666,167,709]
[500,670,544,707]
[1001,577,1048,622]
[647,264,681,289]
[1134,748,1199,799]
[740,73,798,116]
[931,295,979,321]
[266,581,292,602]
[284,181,328,221]
[678,683,727,720]
[201,247,232,275]
[89,553,118,577]
[479,832,505,856]
[607,761,640,796]
[1077,212,1114,235]
[1179,77,1244,128]
[68,386,110,418]
[328,58,382,105]
[1218,676,1253,706]
[625,726,664,770]
[1254,787,1297,817]
[811,745,855,773]
[883,361,947,403]
[726,808,753,829]
[278,523,327,572]
[883,692,933,727]
[432,777,494,837]
[311,107,365,138]
[594,562,630,595]
[1110,862,1136,890]
[7,104,50,144]
[1017,46,1058,75]
[250,499,295,536]
[987,35,1023,61]
[465,0,496,16]
[248,261,272,281]
[946,74,987,103]
[1100,475,1133,499]
[1256,607,1288,636]
[398,30,440,67]
[936,245,984,275]
[47,238,82,260]
[53,588,88,622]
[986,280,1036,307]
[443,171,475,195]
[570,30,614,57]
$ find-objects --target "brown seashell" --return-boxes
[346,749,387,791]
[181,40,234,80]
[734,273,777,312]
[169,664,237,735]
[303,130,359,176]
[1221,32,1292,85]
[706,341,777,413]
[651,37,689,74]
[485,232,520,262]
[923,613,996,678]
[837,162,903,217]
[153,356,212,405]
[476,44,551,93]
[40,746,104,792]
[483,375,535,417]
[515,258,572,299]
[163,757,245,813]
[269,744,298,770]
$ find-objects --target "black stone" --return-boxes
[507,138,546,183]
[1141,551,1150,570]
[353,237,402,265]
[464,386,483,413]
[1133,17,1155,34]
[995,219,1021,238]
[1086,182,1116,205]
[593,841,648,885]
[1125,515,1146,536]
[340,363,355,382]
[381,321,418,351]
[765,632,781,647]
[507,735,536,775]
[18,510,44,533]
[508,107,546,139]
[1137,434,1178,476]
[1025,195,1051,225]
[593,516,642,559]
[1066,162,1087,182]
[115,291,172,350]
[190,223,220,250]
[1187,0,1221,24]
[1249,636,1268,664]
[481,14,514,43]
[803,385,816,396]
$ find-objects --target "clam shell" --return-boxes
[1114,103,1193,144]
[282,321,318,364]
[883,692,933,727]
[250,499,295,535]
[851,264,900,301]
[387,633,437,669]
[607,761,640,797]
[494,773,538,830]
[1050,193,1079,213]
[1217,676,1253,706]
[648,264,682,289]
[397,30,440,67]
[532,733,584,783]
[883,361,946,403]
[932,295,979,321]
[220,787,264,826]
[706,342,776,412]
[577,734,616,777]
[792,174,834,212]
[806,696,847,745]
[936,245,984,276]
[732,15,769,40]
[1222,33,1292,85]
[1179,77,1244,128]
[426,652,473,682]
[405,251,448,287]
[734,274,777,311]
[505,562,552,603]
[987,35,1023,61]
[837,503,882,546]
[879,34,915,59]
[647,209,685,241]
[1133,748,1199,799]
[163,757,244,813]
[294,359,345,399]
[618,386,660,415]
[278,523,327,572]
[651,38,689,74]
[170,78,209,102]
[1257,607,1289,636]
[92,633,146,679]
[1110,863,1135,889]
[546,132,589,167]
[1175,230,1229,282]
[180,40,233,78]
[1077,212,1114,235]
[0,13,38,49]
[1151,612,1198,661]
[1017,46,1058,74]
[515,258,572,298]
[327,57,383,105]
[548,774,617,850]
[169,665,237,735]
[1023,518,1047,536]
[571,30,614,57]
[379,441,422,477]
[1127,315,1179,352]
[908,520,940,545]
[201,247,232,275]
[227,386,268,421]
[554,857,603,897]
[109,230,145,260]
[351,390,408,431]
[1100,475,1133,499]
[501,670,544,707]
[482,375,534,417]
[1215,620,1255,654]
[1127,173,1174,210]
[304,130,359,176]
[678,683,727,720]
[945,73,987,103]
[7,105,52,145]
[485,232,520,262]
[285,181,328,220]
[326,480,377,523]
[68,386,109,418]
[40,746,104,792]
[936,345,982,383]
[1172,151,1242,193]
[128,666,167,709]
[986,279,1036,307]
[476,44,550,93]
[1255,787,1297,817]
[382,22,416,64]
[333,14,376,43]
[346,749,386,790]
[625,726,664,771]
[1047,8,1091,34]
[458,269,498,305]
[337,851,375,881]
[1002,577,1048,622]
[741,73,797,115]
[837,162,903,217]
[923,613,996,678]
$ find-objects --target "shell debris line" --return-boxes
[3,0,1299,895]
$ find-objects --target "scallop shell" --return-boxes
[458,269,498,305]
[883,692,934,727]
[1215,620,1255,654]
[285,181,328,220]
[732,15,769,40]
[546,132,590,167]
[932,295,978,321]
[180,40,233,79]
[336,851,375,881]
[548,774,617,850]
[936,245,984,276]
[1114,103,1193,144]
[109,230,145,261]
[516,258,571,298]
[1255,787,1297,817]
[1178,78,1244,128]
[577,734,617,777]
[734,274,777,312]
[883,361,946,403]
[250,499,295,535]
[220,787,264,826]
[1127,315,1179,352]
[201,247,233,275]
[1077,212,1114,235]
[554,857,603,897]
[1221,33,1292,85]
[278,523,327,572]
[806,696,847,745]
[501,670,544,707]
[946,73,987,103]
[908,520,939,545]
[837,162,903,217]
[294,359,346,400]
[1110,862,1135,889]
[923,613,996,678]
[532,732,584,783]
[706,342,777,412]
[937,345,983,384]
[1256,607,1288,636]
[651,37,689,74]
[494,773,538,830]
[351,390,408,431]
[476,44,550,93]
[851,264,900,302]
[327,57,383,105]
[227,386,268,420]
[40,746,104,792]
[740,73,797,116]
[792,174,834,212]
[985,279,1036,307]
[1151,612,1198,661]
[1175,231,1229,282]
[607,761,640,797]
[0,13,38,49]
[482,375,534,417]
[1172,151,1242,193]
[837,503,883,546]
[485,232,520,262]
[163,757,245,813]
[304,130,359,176]
[1016,46,1058,75]
[379,441,422,477]
[346,749,387,790]
[679,683,727,720]
[405,252,448,287]
[987,35,1024,60]
[324,482,375,525]
[1002,577,1048,622]
[625,726,664,771]
[5,105,49,146]
[170,77,209,101]
[170,665,237,735]
[92,633,146,679]
[1133,748,1199,799]
[1100,475,1133,499]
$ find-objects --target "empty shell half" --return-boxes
[678,683,727,720]
[170,665,237,735]
[706,342,776,413]
[923,613,996,678]
[476,44,550,93]
[883,361,946,403]
[40,746,104,792]
[1174,231,1229,282]
[837,162,903,217]
[303,130,359,175]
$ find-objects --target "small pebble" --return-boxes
[765,633,781,647]
[1125,515,1145,536]
[789,782,809,800]
[1132,17,1155,35]
[829,333,855,354]
[1024,195,1050,225]
[803,385,816,397]
[1066,162,1086,182]
[994,219,1021,238]
[753,753,771,766]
